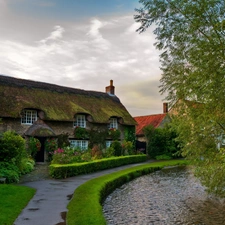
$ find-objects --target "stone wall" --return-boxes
[0,117,126,141]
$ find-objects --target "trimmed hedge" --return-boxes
[49,155,147,179]
[67,159,188,225]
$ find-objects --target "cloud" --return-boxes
[0,14,162,116]
[39,25,65,44]
[86,18,111,51]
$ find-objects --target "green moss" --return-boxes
[0,85,136,125]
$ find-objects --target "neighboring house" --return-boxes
[134,103,171,152]
[0,75,136,162]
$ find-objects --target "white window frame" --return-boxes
[106,140,113,148]
[21,109,37,125]
[70,140,88,150]
[108,118,118,129]
[74,115,86,128]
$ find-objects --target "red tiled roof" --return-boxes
[134,114,167,136]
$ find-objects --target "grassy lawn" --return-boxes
[0,184,36,225]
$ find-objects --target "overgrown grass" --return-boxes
[0,184,36,225]
[67,159,188,225]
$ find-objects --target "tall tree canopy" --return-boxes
[135,0,225,197]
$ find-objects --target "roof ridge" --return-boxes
[0,74,119,101]
[134,113,166,118]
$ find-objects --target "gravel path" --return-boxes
[19,163,51,183]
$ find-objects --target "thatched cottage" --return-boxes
[0,75,136,162]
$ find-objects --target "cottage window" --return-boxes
[108,118,118,129]
[21,110,37,125]
[106,140,113,148]
[70,140,88,150]
[74,115,86,128]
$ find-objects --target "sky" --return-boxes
[0,0,166,116]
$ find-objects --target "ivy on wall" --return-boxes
[88,128,108,149]
[124,126,136,144]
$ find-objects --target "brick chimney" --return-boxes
[163,102,168,113]
[105,80,115,95]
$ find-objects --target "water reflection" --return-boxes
[103,166,225,225]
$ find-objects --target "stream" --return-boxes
[103,166,225,225]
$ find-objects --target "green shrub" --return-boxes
[45,138,58,161]
[144,124,181,159]
[104,147,115,158]
[111,141,122,156]
[27,137,41,158]
[81,150,92,162]
[51,147,84,164]
[0,131,27,167]
[49,155,147,179]
[19,158,35,175]
[122,140,134,155]
[0,162,20,183]
[91,145,103,160]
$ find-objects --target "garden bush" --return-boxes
[0,131,35,183]
[51,147,84,164]
[0,131,27,167]
[0,162,20,183]
[91,145,103,160]
[144,124,181,159]
[104,147,115,158]
[19,157,35,175]
[111,141,122,156]
[122,140,134,155]
[27,137,41,159]
[45,138,58,161]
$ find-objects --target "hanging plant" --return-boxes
[28,137,41,158]
[74,127,89,139]
[108,128,121,140]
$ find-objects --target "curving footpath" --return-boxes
[14,161,153,225]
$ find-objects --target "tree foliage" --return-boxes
[135,0,225,196]
[143,124,180,159]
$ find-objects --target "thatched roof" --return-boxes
[24,119,56,137]
[0,75,136,125]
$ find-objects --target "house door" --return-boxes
[136,140,146,154]
[35,137,46,162]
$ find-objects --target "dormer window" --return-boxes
[74,114,86,128]
[108,118,118,129]
[21,109,37,125]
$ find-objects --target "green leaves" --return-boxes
[135,0,225,196]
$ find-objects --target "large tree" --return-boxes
[135,0,225,197]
